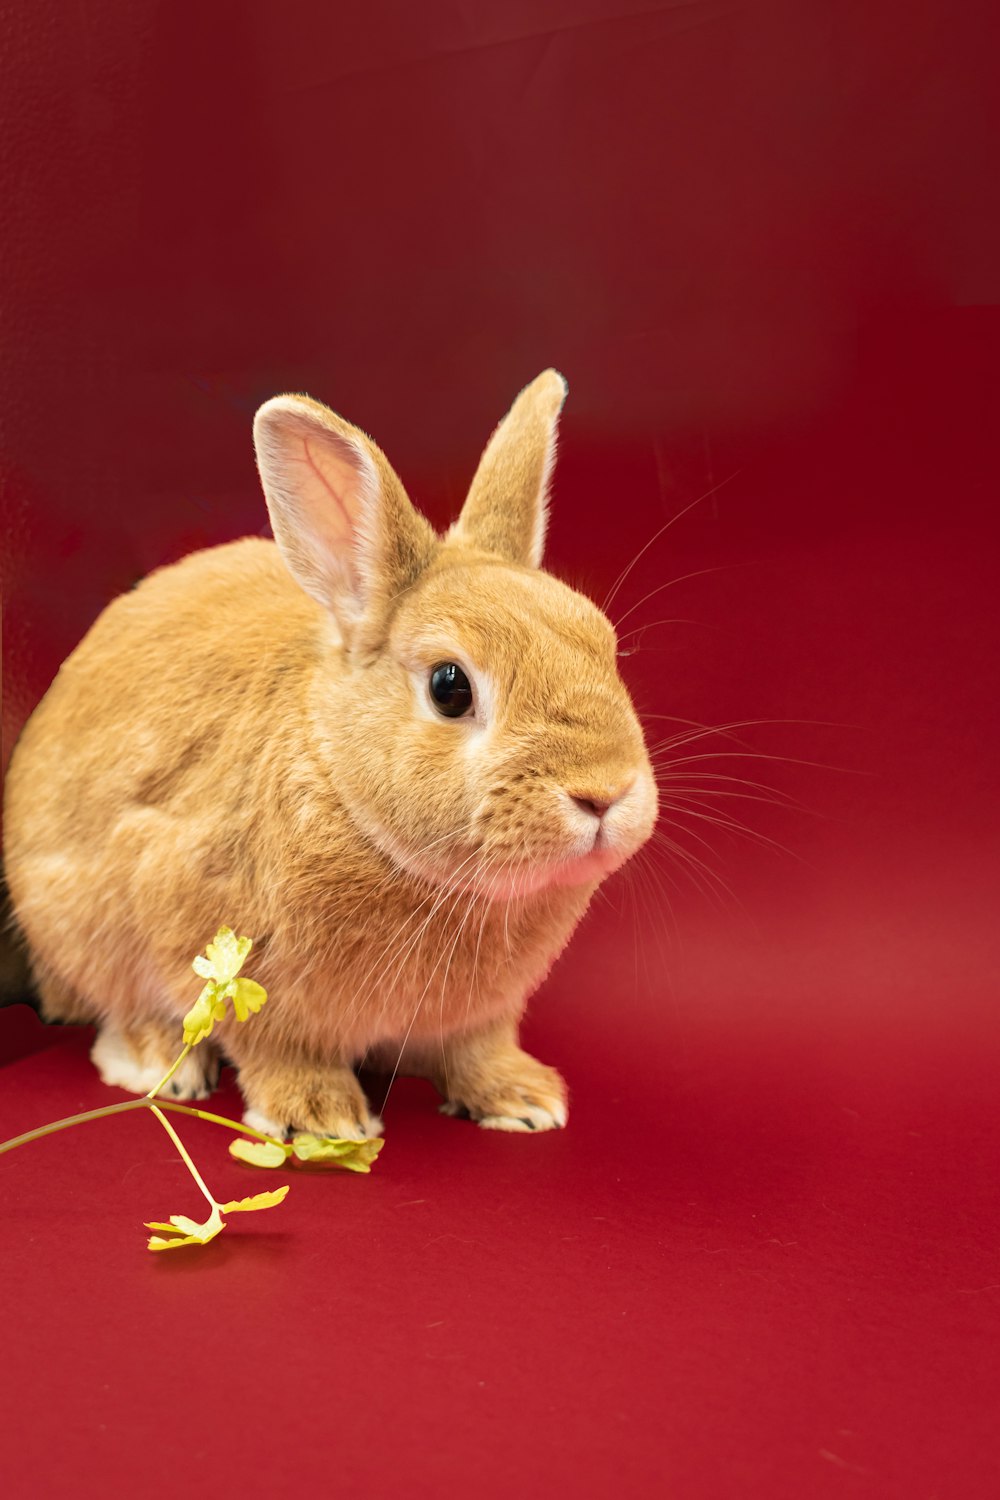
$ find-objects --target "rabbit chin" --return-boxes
[484,846,626,901]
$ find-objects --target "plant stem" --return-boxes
[0,1098,147,1156]
[149,1104,219,1212]
[146,1043,193,1100]
[0,1095,283,1160]
[154,1101,284,1145]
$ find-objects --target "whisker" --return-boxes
[346,845,485,1050]
[649,826,740,914]
[378,879,477,1115]
[463,863,506,1034]
[602,470,741,615]
[645,715,855,756]
[658,771,811,811]
[617,617,714,655]
[433,876,486,1100]
[654,747,863,776]
[612,563,746,633]
[663,800,810,866]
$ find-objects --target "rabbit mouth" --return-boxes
[447,841,631,901]
[393,843,622,900]
[366,822,626,900]
[491,846,626,899]
[346,799,644,900]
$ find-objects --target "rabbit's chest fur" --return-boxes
[245,825,592,1060]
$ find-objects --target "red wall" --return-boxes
[4,2,999,759]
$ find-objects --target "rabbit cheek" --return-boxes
[338,707,481,886]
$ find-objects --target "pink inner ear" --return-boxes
[302,436,357,545]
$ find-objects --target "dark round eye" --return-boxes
[429,661,474,718]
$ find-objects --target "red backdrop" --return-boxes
[2,4,999,1497]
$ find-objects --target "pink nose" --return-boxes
[572,795,612,819]
[569,781,632,820]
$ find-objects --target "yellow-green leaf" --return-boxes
[168,1213,208,1237]
[185,931,263,1042]
[144,1208,224,1250]
[203,927,253,984]
[147,1228,221,1252]
[182,983,222,1046]
[220,1186,290,1214]
[231,977,267,1023]
[291,1134,384,1172]
[229,1137,290,1168]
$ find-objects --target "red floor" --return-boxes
[3,323,999,1494]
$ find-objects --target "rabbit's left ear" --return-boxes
[451,369,567,568]
[254,394,436,644]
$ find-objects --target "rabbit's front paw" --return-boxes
[441,1046,568,1133]
[239,1061,383,1141]
[92,1022,219,1099]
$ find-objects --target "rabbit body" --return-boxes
[4,373,657,1135]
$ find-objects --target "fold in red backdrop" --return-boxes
[2,4,999,1499]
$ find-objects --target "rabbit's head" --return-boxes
[254,371,657,899]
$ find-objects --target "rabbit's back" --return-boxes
[3,538,329,1015]
[8,537,322,823]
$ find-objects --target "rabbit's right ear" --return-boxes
[253,395,436,643]
[450,369,567,569]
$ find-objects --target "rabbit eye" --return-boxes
[429,662,474,718]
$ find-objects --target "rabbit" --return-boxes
[3,370,658,1137]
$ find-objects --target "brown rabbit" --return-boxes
[3,372,657,1136]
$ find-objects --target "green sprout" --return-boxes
[0,926,383,1252]
[184,927,267,1045]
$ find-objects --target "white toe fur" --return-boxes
[159,1052,217,1100]
[242,1108,288,1140]
[92,1025,217,1099]
[478,1101,567,1132]
[478,1114,537,1133]
[242,1108,385,1141]
[92,1027,161,1094]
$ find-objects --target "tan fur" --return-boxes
[3,371,657,1135]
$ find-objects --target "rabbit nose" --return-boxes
[569,779,633,820]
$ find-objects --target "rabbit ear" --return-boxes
[452,369,567,568]
[253,394,436,639]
